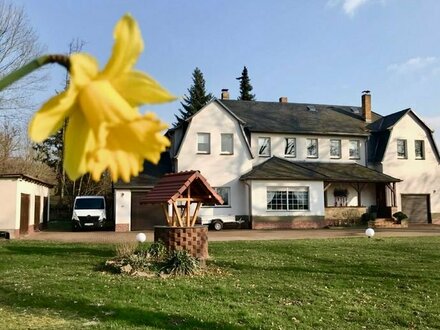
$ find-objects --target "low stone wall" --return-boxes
[154,226,208,260]
[252,216,325,229]
[324,207,366,226]
[368,219,409,228]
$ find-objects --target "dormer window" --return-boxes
[415,140,425,159]
[284,138,296,157]
[397,139,407,159]
[306,138,318,158]
[258,137,271,157]
[349,140,360,159]
[330,139,341,159]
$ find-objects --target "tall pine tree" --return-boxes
[174,68,213,126]
[237,66,256,101]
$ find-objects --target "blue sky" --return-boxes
[13,0,440,139]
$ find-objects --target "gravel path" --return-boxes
[19,225,440,244]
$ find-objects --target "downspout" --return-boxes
[243,180,253,229]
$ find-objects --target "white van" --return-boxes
[72,196,107,231]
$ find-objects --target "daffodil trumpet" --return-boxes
[0,14,176,183]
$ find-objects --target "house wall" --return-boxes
[250,133,367,166]
[250,180,325,228]
[381,113,440,220]
[114,189,131,231]
[0,179,18,235]
[176,102,253,220]
[0,178,50,238]
[16,180,50,234]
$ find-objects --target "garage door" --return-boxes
[401,194,430,224]
[131,191,166,230]
[20,193,30,235]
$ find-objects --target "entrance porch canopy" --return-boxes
[240,157,401,207]
[141,171,223,227]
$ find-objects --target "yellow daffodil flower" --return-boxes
[29,14,175,182]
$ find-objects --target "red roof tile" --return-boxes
[141,171,224,205]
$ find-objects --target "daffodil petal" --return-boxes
[101,14,143,79]
[107,113,170,164]
[112,71,176,106]
[78,80,139,142]
[64,110,96,181]
[70,53,99,89]
[29,89,76,143]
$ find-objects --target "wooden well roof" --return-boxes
[141,171,224,205]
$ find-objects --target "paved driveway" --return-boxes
[20,225,440,244]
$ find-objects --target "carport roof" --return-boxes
[240,157,400,183]
[141,170,224,204]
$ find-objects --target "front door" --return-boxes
[375,183,388,217]
[34,196,41,231]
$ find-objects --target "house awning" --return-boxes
[141,170,224,205]
[240,157,400,183]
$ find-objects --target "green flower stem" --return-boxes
[0,54,70,91]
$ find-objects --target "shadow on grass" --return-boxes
[0,286,246,329]
[3,244,114,258]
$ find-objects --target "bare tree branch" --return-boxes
[0,1,47,119]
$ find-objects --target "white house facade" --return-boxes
[114,91,440,230]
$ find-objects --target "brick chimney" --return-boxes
[361,90,372,123]
[279,97,288,103]
[221,89,229,100]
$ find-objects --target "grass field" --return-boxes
[1,237,440,329]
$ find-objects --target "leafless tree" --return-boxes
[0,0,46,120]
[0,122,55,181]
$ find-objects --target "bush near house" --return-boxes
[393,211,409,224]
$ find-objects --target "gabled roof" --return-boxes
[367,109,409,132]
[0,174,54,187]
[367,109,440,163]
[240,157,400,183]
[141,170,224,204]
[220,99,382,136]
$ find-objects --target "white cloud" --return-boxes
[387,57,438,75]
[327,0,370,16]
[328,0,389,17]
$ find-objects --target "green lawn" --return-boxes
[1,237,440,329]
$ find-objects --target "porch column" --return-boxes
[350,183,366,207]
[323,182,332,207]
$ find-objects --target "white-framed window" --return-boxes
[221,134,234,155]
[197,133,210,154]
[397,139,407,159]
[284,138,296,157]
[306,138,318,158]
[349,140,360,159]
[415,140,425,159]
[258,137,271,157]
[214,187,231,207]
[330,139,341,159]
[267,187,309,211]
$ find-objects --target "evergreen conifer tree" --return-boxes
[237,66,256,101]
[174,68,213,126]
